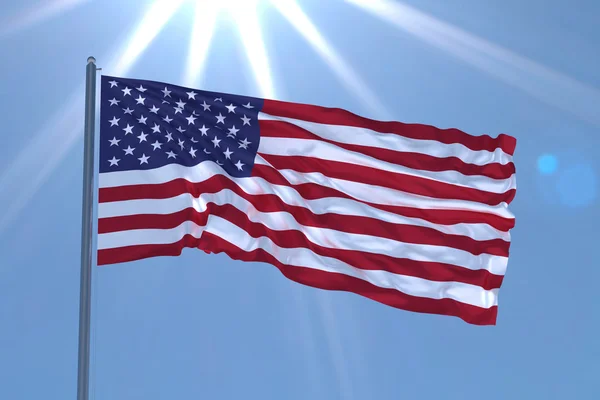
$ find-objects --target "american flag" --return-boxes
[97,75,517,325]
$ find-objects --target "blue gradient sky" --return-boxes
[0,0,598,399]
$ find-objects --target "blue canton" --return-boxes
[99,75,264,177]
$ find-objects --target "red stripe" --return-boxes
[262,99,516,156]
[260,120,516,180]
[253,165,515,231]
[98,232,498,325]
[98,204,504,289]
[99,172,515,231]
[99,177,509,257]
[259,154,516,206]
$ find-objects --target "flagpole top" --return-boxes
[87,56,96,64]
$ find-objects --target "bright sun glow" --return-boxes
[6,0,594,235]
[113,0,185,73]
[204,0,261,8]
[183,1,220,87]
[229,1,276,98]
[186,0,274,97]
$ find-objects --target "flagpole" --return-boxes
[77,56,98,400]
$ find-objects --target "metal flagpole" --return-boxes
[77,56,98,400]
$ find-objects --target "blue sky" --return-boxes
[1,0,599,399]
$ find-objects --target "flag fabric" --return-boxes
[97,75,516,325]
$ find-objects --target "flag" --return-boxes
[97,75,516,325]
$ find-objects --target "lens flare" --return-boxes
[537,154,558,175]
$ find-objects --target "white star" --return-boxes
[122,107,134,115]
[238,138,251,149]
[243,102,254,109]
[123,145,135,155]
[215,113,226,124]
[108,98,120,106]
[151,123,161,134]
[149,105,160,114]
[109,137,120,146]
[122,124,134,135]
[176,126,186,133]
[163,115,173,123]
[234,160,244,171]
[176,99,186,109]
[189,147,197,158]
[225,103,237,113]
[198,125,209,136]
[108,156,120,166]
[122,87,132,96]
[138,153,150,164]
[214,97,223,102]
[151,140,162,150]
[186,114,197,125]
[178,139,185,150]
[241,115,251,126]
[186,91,197,100]
[136,85,147,92]
[227,125,239,138]
[165,131,173,142]
[137,115,147,125]
[201,101,211,111]
[109,80,118,88]
[166,150,177,159]
[174,107,183,115]
[162,86,172,97]
[135,95,146,105]
[137,131,148,142]
[223,148,233,159]
[109,116,120,127]
[211,136,221,148]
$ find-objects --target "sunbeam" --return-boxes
[271,0,391,119]
[228,1,276,99]
[182,1,220,87]
[316,292,355,400]
[111,0,185,74]
[0,0,185,235]
[345,0,600,126]
[0,0,90,37]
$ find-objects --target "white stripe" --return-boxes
[98,190,508,275]
[99,187,509,242]
[258,137,515,194]
[259,112,513,166]
[99,161,515,222]
[98,216,499,309]
[254,157,515,220]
